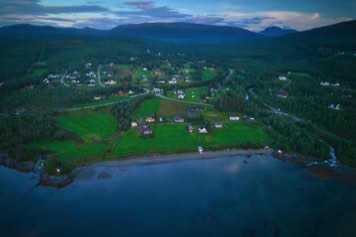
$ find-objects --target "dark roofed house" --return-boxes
[174,116,185,123]
[277,92,289,98]
[140,124,153,135]
[186,107,204,113]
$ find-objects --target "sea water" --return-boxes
[0,155,355,237]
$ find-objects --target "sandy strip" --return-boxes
[88,149,273,170]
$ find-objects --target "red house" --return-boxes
[277,93,289,98]
[117,91,124,96]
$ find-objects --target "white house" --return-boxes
[153,87,161,93]
[329,104,341,110]
[86,71,96,78]
[214,123,223,128]
[198,127,208,133]
[71,79,80,84]
[94,96,101,100]
[168,78,177,84]
[229,116,240,121]
[320,81,330,86]
[331,83,340,87]
[43,78,50,84]
[105,80,117,85]
[128,90,134,95]
[146,116,155,123]
[279,75,287,81]
[85,62,92,69]
[178,93,186,99]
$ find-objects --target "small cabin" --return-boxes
[174,116,185,123]
[146,116,155,123]
[198,127,208,133]
[229,116,240,121]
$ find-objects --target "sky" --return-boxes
[0,0,354,31]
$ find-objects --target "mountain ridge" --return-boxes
[259,26,298,37]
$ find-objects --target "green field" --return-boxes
[168,87,209,103]
[32,69,48,77]
[73,95,128,108]
[135,68,153,79]
[27,107,270,174]
[111,123,270,157]
[57,112,117,142]
[202,69,216,81]
[134,98,161,117]
[28,141,106,161]
[185,87,209,102]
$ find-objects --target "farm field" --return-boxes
[27,106,270,174]
[111,123,270,157]
[202,69,216,81]
[56,112,117,142]
[133,98,161,117]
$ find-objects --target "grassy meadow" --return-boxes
[133,98,162,117]
[111,123,270,157]
[57,112,117,142]
[27,101,270,174]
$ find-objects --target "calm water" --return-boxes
[0,155,355,237]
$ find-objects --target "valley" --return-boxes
[0,20,355,176]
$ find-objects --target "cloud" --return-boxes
[73,17,122,30]
[216,11,352,31]
[124,1,154,10]
[115,2,191,19]
[183,15,226,25]
[0,0,110,15]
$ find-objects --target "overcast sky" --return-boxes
[0,0,354,31]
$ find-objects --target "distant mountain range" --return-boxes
[0,22,264,44]
[109,22,264,43]
[259,26,298,37]
[0,20,355,45]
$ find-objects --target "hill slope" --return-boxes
[109,22,265,43]
[259,26,297,37]
[0,24,105,38]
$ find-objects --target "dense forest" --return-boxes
[0,114,60,161]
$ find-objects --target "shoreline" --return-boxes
[1,149,272,187]
[2,148,355,187]
[89,148,273,169]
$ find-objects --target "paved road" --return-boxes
[66,88,150,111]
[60,71,69,87]
[248,88,352,143]
[248,88,301,122]
[97,65,106,88]
[224,68,234,84]
[155,93,214,107]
